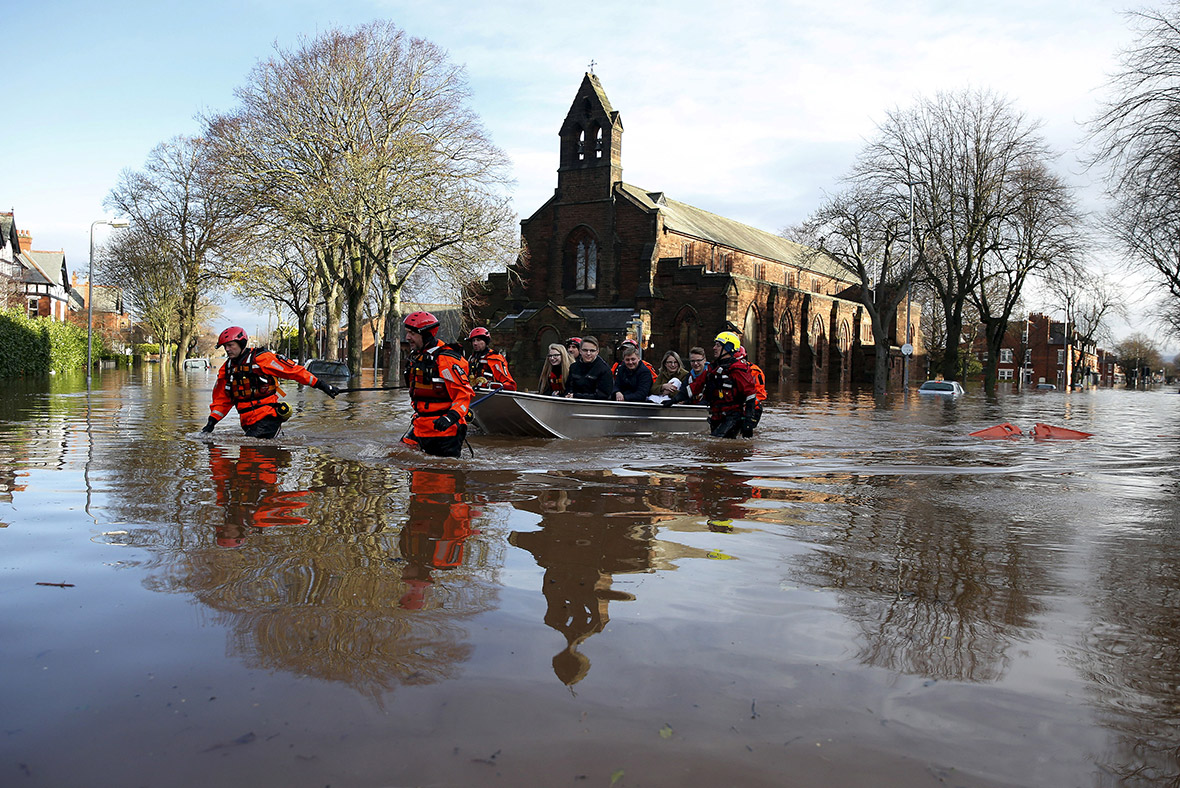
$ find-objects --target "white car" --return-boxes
[918,379,965,396]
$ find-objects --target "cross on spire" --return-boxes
[588,59,596,74]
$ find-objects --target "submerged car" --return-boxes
[918,379,965,396]
[1036,383,1057,390]
[183,358,210,370]
[305,359,351,380]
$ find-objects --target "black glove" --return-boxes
[661,398,676,408]
[433,410,459,431]
[200,417,217,434]
[315,380,339,398]
[740,418,755,438]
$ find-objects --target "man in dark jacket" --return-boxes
[565,337,615,400]
[613,346,654,402]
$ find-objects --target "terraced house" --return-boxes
[465,73,921,386]
[0,217,80,321]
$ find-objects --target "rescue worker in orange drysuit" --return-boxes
[201,326,339,440]
[403,311,475,458]
[465,327,517,390]
[689,331,759,438]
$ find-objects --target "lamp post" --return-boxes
[87,218,129,386]
[902,180,920,389]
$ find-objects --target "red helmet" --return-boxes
[404,311,439,333]
[466,327,491,341]
[733,347,748,360]
[217,326,248,348]
[566,336,582,347]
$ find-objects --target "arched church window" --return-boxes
[595,127,604,158]
[567,228,599,292]
[577,128,585,161]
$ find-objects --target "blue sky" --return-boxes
[6,0,1157,347]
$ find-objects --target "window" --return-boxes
[784,270,794,287]
[753,261,765,280]
[595,127,604,158]
[1000,348,1013,364]
[575,239,597,290]
[998,369,1013,380]
[812,277,821,292]
[681,242,693,265]
[1057,350,1064,365]
[27,297,38,318]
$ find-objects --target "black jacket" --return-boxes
[567,357,615,399]
[613,363,654,402]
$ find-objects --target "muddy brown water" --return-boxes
[2,367,1179,786]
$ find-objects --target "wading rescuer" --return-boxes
[734,347,767,429]
[404,311,474,458]
[465,327,517,390]
[690,331,758,438]
[201,326,339,439]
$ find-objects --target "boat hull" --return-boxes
[468,390,709,439]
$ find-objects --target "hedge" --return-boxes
[0,308,90,376]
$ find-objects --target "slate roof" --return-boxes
[18,250,66,288]
[617,183,853,283]
[0,213,19,254]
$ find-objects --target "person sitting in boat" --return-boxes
[538,343,572,396]
[610,339,658,379]
[565,336,615,400]
[733,347,768,428]
[465,327,517,391]
[649,350,689,403]
[566,336,583,358]
[664,346,710,406]
[691,331,758,438]
[201,326,338,439]
[403,311,475,458]
[614,345,655,403]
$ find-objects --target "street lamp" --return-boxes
[87,218,130,386]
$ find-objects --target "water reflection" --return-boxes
[509,470,724,685]
[397,469,480,610]
[207,444,311,546]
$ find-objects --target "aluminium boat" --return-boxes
[468,389,709,439]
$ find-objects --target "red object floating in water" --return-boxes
[969,422,1023,439]
[1030,422,1092,440]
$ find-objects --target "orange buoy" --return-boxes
[1030,422,1092,440]
[969,422,1023,439]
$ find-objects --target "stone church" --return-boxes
[465,73,918,388]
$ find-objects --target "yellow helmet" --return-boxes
[714,331,741,353]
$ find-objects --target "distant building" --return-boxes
[465,73,922,387]
[972,312,1120,388]
[0,222,76,322]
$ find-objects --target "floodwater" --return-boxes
[3,367,1179,788]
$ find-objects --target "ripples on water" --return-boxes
[3,368,1180,786]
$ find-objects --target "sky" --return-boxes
[5,0,1166,352]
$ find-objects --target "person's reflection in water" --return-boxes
[397,470,478,610]
[207,444,310,548]
[509,487,654,686]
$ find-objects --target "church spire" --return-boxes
[557,73,623,200]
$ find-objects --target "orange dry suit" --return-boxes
[209,347,319,429]
[468,349,517,390]
[407,342,475,438]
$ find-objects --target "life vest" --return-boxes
[224,348,278,411]
[409,343,470,423]
[704,357,753,412]
[545,367,565,395]
[468,349,516,389]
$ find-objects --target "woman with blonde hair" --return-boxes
[538,343,572,396]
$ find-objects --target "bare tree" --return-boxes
[230,230,321,363]
[1115,332,1162,387]
[856,90,1061,381]
[205,21,515,379]
[99,226,182,361]
[971,161,1082,392]
[792,185,919,395]
[1090,4,1180,342]
[105,136,248,370]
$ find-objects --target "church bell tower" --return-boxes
[557,72,623,202]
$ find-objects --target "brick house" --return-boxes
[973,312,1116,388]
[465,74,920,388]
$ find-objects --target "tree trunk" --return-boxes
[383,289,405,388]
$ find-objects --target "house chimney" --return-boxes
[17,229,31,252]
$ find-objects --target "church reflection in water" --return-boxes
[508,470,748,685]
